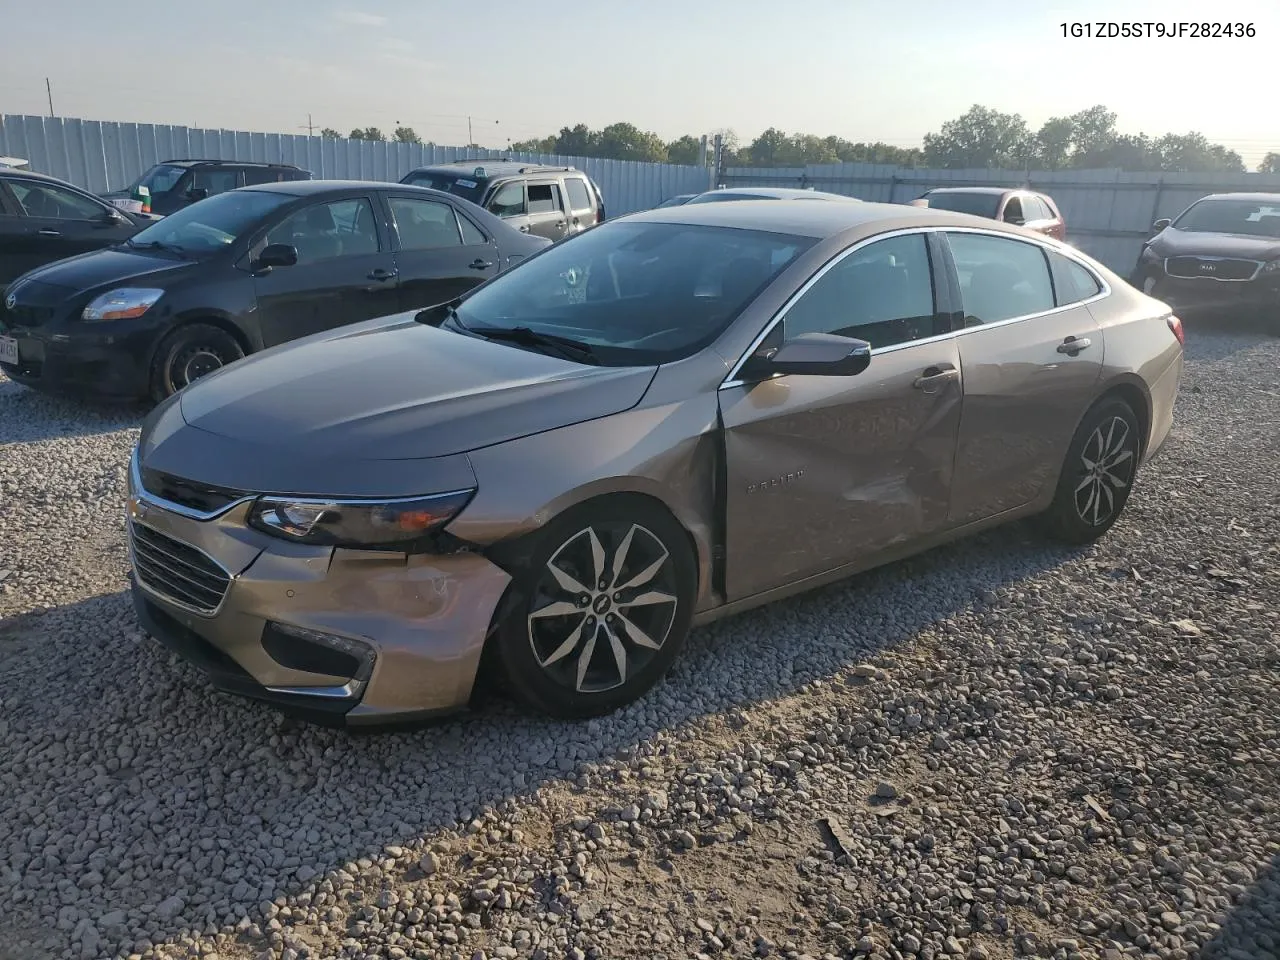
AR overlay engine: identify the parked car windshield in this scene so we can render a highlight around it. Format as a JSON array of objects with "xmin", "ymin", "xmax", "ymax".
[
  {"xmin": 126, "ymin": 189, "xmax": 293, "ymax": 254},
  {"xmin": 1172, "ymin": 199, "xmax": 1280, "ymax": 238},
  {"xmin": 133, "ymin": 163, "xmax": 188, "ymax": 194},
  {"xmin": 452, "ymin": 221, "xmax": 815, "ymax": 365},
  {"xmin": 921, "ymin": 192, "xmax": 1002, "ymax": 218},
  {"xmin": 400, "ymin": 172, "xmax": 487, "ymax": 205}
]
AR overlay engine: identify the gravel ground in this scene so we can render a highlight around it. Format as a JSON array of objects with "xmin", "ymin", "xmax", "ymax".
[{"xmin": 1, "ymin": 326, "xmax": 1278, "ymax": 960}]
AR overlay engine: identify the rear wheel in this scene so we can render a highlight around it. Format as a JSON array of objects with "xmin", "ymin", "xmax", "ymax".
[
  {"xmin": 1038, "ymin": 397, "xmax": 1142, "ymax": 544},
  {"xmin": 149, "ymin": 323, "xmax": 245, "ymax": 402},
  {"xmin": 491, "ymin": 499, "xmax": 696, "ymax": 719}
]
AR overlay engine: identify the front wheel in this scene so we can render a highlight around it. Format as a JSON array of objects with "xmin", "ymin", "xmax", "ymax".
[
  {"xmin": 148, "ymin": 323, "xmax": 245, "ymax": 402},
  {"xmin": 490, "ymin": 499, "xmax": 697, "ymax": 719},
  {"xmin": 1038, "ymin": 397, "xmax": 1142, "ymax": 544}
]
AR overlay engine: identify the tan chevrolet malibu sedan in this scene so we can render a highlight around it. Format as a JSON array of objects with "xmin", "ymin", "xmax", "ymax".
[{"xmin": 125, "ymin": 199, "xmax": 1185, "ymax": 726}]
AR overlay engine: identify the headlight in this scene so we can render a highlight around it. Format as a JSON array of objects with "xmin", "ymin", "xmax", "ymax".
[
  {"xmin": 247, "ymin": 490, "xmax": 475, "ymax": 550},
  {"xmin": 1263, "ymin": 260, "xmax": 1280, "ymax": 274},
  {"xmin": 1140, "ymin": 246, "xmax": 1160, "ymax": 262},
  {"xmin": 81, "ymin": 287, "xmax": 165, "ymax": 321}
]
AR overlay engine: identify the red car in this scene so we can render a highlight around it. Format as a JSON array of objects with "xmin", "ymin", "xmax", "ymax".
[{"xmin": 917, "ymin": 187, "xmax": 1066, "ymax": 241}]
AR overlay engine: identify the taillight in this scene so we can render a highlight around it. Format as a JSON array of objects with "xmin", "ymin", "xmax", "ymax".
[{"xmin": 1167, "ymin": 314, "xmax": 1185, "ymax": 346}]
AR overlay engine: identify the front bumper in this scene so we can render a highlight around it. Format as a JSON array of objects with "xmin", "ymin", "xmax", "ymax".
[
  {"xmin": 1136, "ymin": 266, "xmax": 1280, "ymax": 317},
  {"xmin": 0, "ymin": 312, "xmax": 161, "ymax": 398},
  {"xmin": 125, "ymin": 473, "xmax": 512, "ymax": 726}
]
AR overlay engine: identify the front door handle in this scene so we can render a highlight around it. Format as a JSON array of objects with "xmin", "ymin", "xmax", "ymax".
[
  {"xmin": 912, "ymin": 366, "xmax": 959, "ymax": 393},
  {"xmin": 1057, "ymin": 335, "xmax": 1092, "ymax": 355},
  {"xmin": 469, "ymin": 258, "xmax": 494, "ymax": 270},
  {"xmin": 37, "ymin": 229, "xmax": 61, "ymax": 238},
  {"xmin": 366, "ymin": 268, "xmax": 397, "ymax": 282},
  {"xmin": 519, "ymin": 224, "xmax": 530, "ymax": 233}
]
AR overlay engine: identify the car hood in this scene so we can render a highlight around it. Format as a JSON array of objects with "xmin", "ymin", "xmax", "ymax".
[
  {"xmin": 1149, "ymin": 227, "xmax": 1280, "ymax": 261},
  {"xmin": 163, "ymin": 313, "xmax": 656, "ymax": 478},
  {"xmin": 11, "ymin": 246, "xmax": 195, "ymax": 294}
]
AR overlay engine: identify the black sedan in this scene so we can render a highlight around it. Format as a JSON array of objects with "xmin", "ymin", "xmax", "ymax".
[
  {"xmin": 0, "ymin": 167, "xmax": 156, "ymax": 285},
  {"xmin": 0, "ymin": 180, "xmax": 551, "ymax": 401},
  {"xmin": 1130, "ymin": 192, "xmax": 1280, "ymax": 327}
]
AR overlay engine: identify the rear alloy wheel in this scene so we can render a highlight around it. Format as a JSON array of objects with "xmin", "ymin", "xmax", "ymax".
[
  {"xmin": 149, "ymin": 323, "xmax": 245, "ymax": 402},
  {"xmin": 492, "ymin": 501, "xmax": 695, "ymax": 718},
  {"xmin": 1039, "ymin": 397, "xmax": 1142, "ymax": 544}
]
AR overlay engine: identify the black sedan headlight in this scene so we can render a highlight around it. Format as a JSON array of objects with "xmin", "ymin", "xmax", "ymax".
[
  {"xmin": 247, "ymin": 490, "xmax": 475, "ymax": 551},
  {"xmin": 1139, "ymin": 245, "xmax": 1161, "ymax": 264}
]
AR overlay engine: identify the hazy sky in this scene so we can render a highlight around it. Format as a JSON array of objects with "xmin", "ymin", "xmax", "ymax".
[{"xmin": 2, "ymin": 0, "xmax": 1277, "ymax": 166}]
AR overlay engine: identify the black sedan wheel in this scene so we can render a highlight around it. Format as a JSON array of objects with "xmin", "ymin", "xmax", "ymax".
[{"xmin": 149, "ymin": 323, "xmax": 245, "ymax": 402}]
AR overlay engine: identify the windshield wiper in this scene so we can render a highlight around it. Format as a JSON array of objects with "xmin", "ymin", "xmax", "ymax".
[
  {"xmin": 469, "ymin": 325, "xmax": 598, "ymax": 363},
  {"xmin": 128, "ymin": 239, "xmax": 188, "ymax": 257}
]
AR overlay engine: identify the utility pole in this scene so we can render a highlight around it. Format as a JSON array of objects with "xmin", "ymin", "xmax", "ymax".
[
  {"xmin": 712, "ymin": 133, "xmax": 723, "ymax": 190},
  {"xmin": 307, "ymin": 113, "xmax": 314, "ymax": 137},
  {"xmin": 45, "ymin": 78, "xmax": 54, "ymax": 118},
  {"xmin": 468, "ymin": 116, "xmax": 474, "ymax": 145}
]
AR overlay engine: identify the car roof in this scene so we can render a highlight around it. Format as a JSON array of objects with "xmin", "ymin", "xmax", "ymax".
[
  {"xmin": 628, "ymin": 197, "xmax": 1035, "ymax": 238},
  {"xmin": 1193, "ymin": 192, "xmax": 1280, "ymax": 203},
  {"xmin": 405, "ymin": 160, "xmax": 579, "ymax": 178},
  {"xmin": 236, "ymin": 180, "xmax": 466, "ymax": 198},
  {"xmin": 156, "ymin": 159, "xmax": 303, "ymax": 169},
  {"xmin": 0, "ymin": 167, "xmax": 86, "ymax": 188},
  {"xmin": 693, "ymin": 187, "xmax": 859, "ymax": 201},
  {"xmin": 924, "ymin": 186, "xmax": 1020, "ymax": 196}
]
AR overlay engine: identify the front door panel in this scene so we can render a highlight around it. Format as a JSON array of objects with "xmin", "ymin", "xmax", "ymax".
[{"xmin": 720, "ymin": 337, "xmax": 963, "ymax": 602}]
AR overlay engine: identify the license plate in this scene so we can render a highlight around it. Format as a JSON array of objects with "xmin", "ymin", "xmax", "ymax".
[{"xmin": 0, "ymin": 336, "xmax": 18, "ymax": 365}]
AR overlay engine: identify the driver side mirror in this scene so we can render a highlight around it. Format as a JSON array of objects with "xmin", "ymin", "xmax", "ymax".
[
  {"xmin": 1152, "ymin": 218, "xmax": 1172, "ymax": 232},
  {"xmin": 742, "ymin": 332, "xmax": 871, "ymax": 380},
  {"xmin": 254, "ymin": 243, "xmax": 298, "ymax": 271},
  {"xmin": 185, "ymin": 187, "xmax": 209, "ymax": 202}
]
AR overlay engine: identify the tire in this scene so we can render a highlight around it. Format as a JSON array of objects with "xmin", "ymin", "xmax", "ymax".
[
  {"xmin": 490, "ymin": 498, "xmax": 696, "ymax": 719},
  {"xmin": 1038, "ymin": 397, "xmax": 1142, "ymax": 545},
  {"xmin": 148, "ymin": 323, "xmax": 245, "ymax": 403}
]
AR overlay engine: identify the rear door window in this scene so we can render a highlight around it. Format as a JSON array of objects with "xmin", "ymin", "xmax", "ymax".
[
  {"xmin": 528, "ymin": 183, "xmax": 563, "ymax": 215},
  {"xmin": 242, "ymin": 168, "xmax": 283, "ymax": 186},
  {"xmin": 1024, "ymin": 196, "xmax": 1052, "ymax": 221},
  {"xmin": 946, "ymin": 232, "xmax": 1055, "ymax": 325}
]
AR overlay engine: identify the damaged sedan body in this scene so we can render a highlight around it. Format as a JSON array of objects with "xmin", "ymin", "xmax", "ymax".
[{"xmin": 126, "ymin": 199, "xmax": 1184, "ymax": 725}]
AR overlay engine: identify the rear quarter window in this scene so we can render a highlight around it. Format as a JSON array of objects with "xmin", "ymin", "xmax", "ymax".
[{"xmin": 564, "ymin": 177, "xmax": 593, "ymax": 211}]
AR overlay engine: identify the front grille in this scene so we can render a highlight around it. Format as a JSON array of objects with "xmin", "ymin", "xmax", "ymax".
[
  {"xmin": 129, "ymin": 522, "xmax": 231, "ymax": 614},
  {"xmin": 0, "ymin": 303, "xmax": 54, "ymax": 329},
  {"xmin": 139, "ymin": 466, "xmax": 247, "ymax": 515},
  {"xmin": 1165, "ymin": 257, "xmax": 1259, "ymax": 281}
]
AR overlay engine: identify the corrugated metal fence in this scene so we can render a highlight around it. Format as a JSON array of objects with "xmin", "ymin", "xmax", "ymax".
[
  {"xmin": 723, "ymin": 163, "xmax": 1280, "ymax": 274},
  {"xmin": 7, "ymin": 114, "xmax": 1280, "ymax": 276},
  {"xmin": 0, "ymin": 114, "xmax": 712, "ymax": 218}
]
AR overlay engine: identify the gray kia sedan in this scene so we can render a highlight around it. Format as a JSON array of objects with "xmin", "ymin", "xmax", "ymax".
[{"xmin": 126, "ymin": 200, "xmax": 1184, "ymax": 726}]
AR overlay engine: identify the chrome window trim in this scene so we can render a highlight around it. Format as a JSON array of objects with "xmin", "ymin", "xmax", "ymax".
[
  {"xmin": 1161, "ymin": 256, "xmax": 1263, "ymax": 282},
  {"xmin": 720, "ymin": 225, "xmax": 1111, "ymax": 390},
  {"xmin": 127, "ymin": 518, "xmax": 235, "ymax": 619}
]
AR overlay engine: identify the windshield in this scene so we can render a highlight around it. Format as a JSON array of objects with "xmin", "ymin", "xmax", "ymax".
[
  {"xmin": 400, "ymin": 172, "xmax": 486, "ymax": 205},
  {"xmin": 134, "ymin": 164, "xmax": 187, "ymax": 194},
  {"xmin": 128, "ymin": 189, "xmax": 293, "ymax": 254},
  {"xmin": 1172, "ymin": 199, "xmax": 1280, "ymax": 238},
  {"xmin": 685, "ymin": 192, "xmax": 779, "ymax": 204},
  {"xmin": 656, "ymin": 195, "xmax": 693, "ymax": 208},
  {"xmin": 452, "ymin": 221, "xmax": 814, "ymax": 365},
  {"xmin": 921, "ymin": 192, "xmax": 1001, "ymax": 218}
]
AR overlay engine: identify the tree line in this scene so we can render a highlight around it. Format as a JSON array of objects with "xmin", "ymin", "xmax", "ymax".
[{"xmin": 318, "ymin": 106, "xmax": 1279, "ymax": 174}]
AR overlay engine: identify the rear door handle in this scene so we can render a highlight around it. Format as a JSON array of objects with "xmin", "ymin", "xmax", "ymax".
[
  {"xmin": 1057, "ymin": 336, "xmax": 1092, "ymax": 355},
  {"xmin": 469, "ymin": 258, "xmax": 494, "ymax": 270},
  {"xmin": 913, "ymin": 366, "xmax": 959, "ymax": 393},
  {"xmin": 366, "ymin": 268, "xmax": 397, "ymax": 282},
  {"xmin": 37, "ymin": 229, "xmax": 61, "ymax": 238}
]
